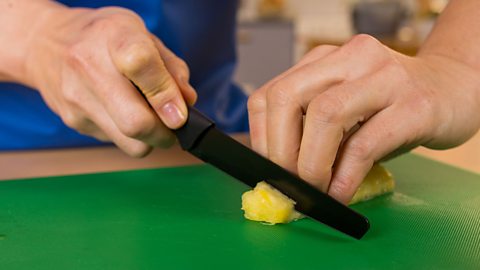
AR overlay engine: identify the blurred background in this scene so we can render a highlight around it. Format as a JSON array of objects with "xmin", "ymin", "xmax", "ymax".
[
  {"xmin": 234, "ymin": 0, "xmax": 480, "ymax": 174},
  {"xmin": 235, "ymin": 0, "xmax": 447, "ymax": 89}
]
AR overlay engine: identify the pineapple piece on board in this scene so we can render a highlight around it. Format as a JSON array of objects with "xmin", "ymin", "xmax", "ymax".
[{"xmin": 241, "ymin": 164, "xmax": 394, "ymax": 224}]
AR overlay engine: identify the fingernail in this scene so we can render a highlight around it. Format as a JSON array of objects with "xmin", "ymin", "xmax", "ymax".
[{"xmin": 161, "ymin": 102, "xmax": 185, "ymax": 128}]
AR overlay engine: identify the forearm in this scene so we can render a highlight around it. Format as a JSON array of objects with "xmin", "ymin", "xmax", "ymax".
[
  {"xmin": 415, "ymin": 0, "xmax": 480, "ymax": 147},
  {"xmin": 419, "ymin": 0, "xmax": 480, "ymax": 71},
  {"xmin": 0, "ymin": 0, "xmax": 64, "ymax": 85}
]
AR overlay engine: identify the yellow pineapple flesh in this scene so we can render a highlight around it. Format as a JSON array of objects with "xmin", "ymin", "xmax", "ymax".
[
  {"xmin": 241, "ymin": 164, "xmax": 394, "ymax": 224},
  {"xmin": 241, "ymin": 181, "xmax": 303, "ymax": 224},
  {"xmin": 349, "ymin": 164, "xmax": 395, "ymax": 204}
]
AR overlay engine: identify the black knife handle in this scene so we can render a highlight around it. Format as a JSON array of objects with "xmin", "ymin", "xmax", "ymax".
[{"xmin": 174, "ymin": 106, "xmax": 215, "ymax": 150}]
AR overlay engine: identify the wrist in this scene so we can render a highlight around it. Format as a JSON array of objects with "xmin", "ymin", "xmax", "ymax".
[
  {"xmin": 0, "ymin": 0, "xmax": 66, "ymax": 86},
  {"xmin": 418, "ymin": 52, "xmax": 480, "ymax": 108},
  {"xmin": 415, "ymin": 53, "xmax": 480, "ymax": 148}
]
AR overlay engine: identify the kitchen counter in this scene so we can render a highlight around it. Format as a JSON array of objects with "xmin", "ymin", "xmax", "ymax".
[{"xmin": 1, "ymin": 133, "xmax": 478, "ymax": 181}]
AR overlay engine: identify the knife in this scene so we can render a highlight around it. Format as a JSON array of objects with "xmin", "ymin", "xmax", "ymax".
[{"xmin": 174, "ymin": 106, "xmax": 370, "ymax": 239}]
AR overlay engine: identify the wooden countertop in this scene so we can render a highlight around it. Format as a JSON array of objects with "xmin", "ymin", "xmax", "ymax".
[
  {"xmin": 413, "ymin": 131, "xmax": 480, "ymax": 174},
  {"xmin": 0, "ymin": 135, "xmax": 249, "ymax": 181},
  {"xmin": 0, "ymin": 133, "xmax": 478, "ymax": 181}
]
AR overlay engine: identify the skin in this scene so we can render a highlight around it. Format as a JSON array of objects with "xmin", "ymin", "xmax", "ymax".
[
  {"xmin": 0, "ymin": 0, "xmax": 196, "ymax": 157},
  {"xmin": 1, "ymin": 0, "xmax": 479, "ymax": 203},
  {"xmin": 248, "ymin": 0, "xmax": 480, "ymax": 204}
]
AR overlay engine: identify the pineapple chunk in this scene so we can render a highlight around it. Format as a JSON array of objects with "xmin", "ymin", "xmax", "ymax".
[
  {"xmin": 241, "ymin": 164, "xmax": 394, "ymax": 224},
  {"xmin": 349, "ymin": 164, "xmax": 395, "ymax": 204},
  {"xmin": 241, "ymin": 181, "xmax": 303, "ymax": 224}
]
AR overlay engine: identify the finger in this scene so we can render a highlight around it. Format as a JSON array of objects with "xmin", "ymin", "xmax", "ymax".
[
  {"xmin": 151, "ymin": 35, "xmax": 197, "ymax": 106},
  {"xmin": 264, "ymin": 55, "xmax": 348, "ymax": 172},
  {"xmin": 109, "ymin": 33, "xmax": 187, "ymax": 129},
  {"xmin": 261, "ymin": 45, "xmax": 340, "ymax": 91},
  {"xmin": 72, "ymin": 118, "xmax": 110, "ymax": 142},
  {"xmin": 87, "ymin": 98, "xmax": 155, "ymax": 158},
  {"xmin": 297, "ymin": 76, "xmax": 391, "ymax": 192},
  {"xmin": 60, "ymin": 108, "xmax": 111, "ymax": 142},
  {"xmin": 62, "ymin": 85, "xmax": 154, "ymax": 157},
  {"xmin": 277, "ymin": 45, "xmax": 340, "ymax": 84},
  {"xmin": 81, "ymin": 49, "xmax": 177, "ymax": 147},
  {"xmin": 248, "ymin": 45, "xmax": 338, "ymax": 158},
  {"xmin": 328, "ymin": 104, "xmax": 424, "ymax": 204},
  {"xmin": 263, "ymin": 39, "xmax": 394, "ymax": 182},
  {"xmin": 89, "ymin": 129, "xmax": 110, "ymax": 142},
  {"xmin": 247, "ymin": 90, "xmax": 269, "ymax": 157}
]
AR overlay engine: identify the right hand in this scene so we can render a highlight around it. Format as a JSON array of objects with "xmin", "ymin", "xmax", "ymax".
[
  {"xmin": 248, "ymin": 34, "xmax": 480, "ymax": 204},
  {"xmin": 24, "ymin": 4, "xmax": 196, "ymax": 157}
]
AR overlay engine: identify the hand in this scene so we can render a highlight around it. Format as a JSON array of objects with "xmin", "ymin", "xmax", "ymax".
[
  {"xmin": 248, "ymin": 34, "xmax": 480, "ymax": 204},
  {"xmin": 25, "ymin": 5, "xmax": 196, "ymax": 157}
]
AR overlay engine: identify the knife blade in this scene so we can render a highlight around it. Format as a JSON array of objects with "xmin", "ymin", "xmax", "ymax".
[{"xmin": 174, "ymin": 106, "xmax": 370, "ymax": 239}]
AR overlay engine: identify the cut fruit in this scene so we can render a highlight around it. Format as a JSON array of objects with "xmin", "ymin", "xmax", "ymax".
[
  {"xmin": 241, "ymin": 181, "xmax": 303, "ymax": 224},
  {"xmin": 349, "ymin": 164, "xmax": 395, "ymax": 205},
  {"xmin": 241, "ymin": 164, "xmax": 394, "ymax": 224}
]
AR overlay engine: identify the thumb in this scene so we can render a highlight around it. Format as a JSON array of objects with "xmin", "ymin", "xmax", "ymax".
[
  {"xmin": 151, "ymin": 35, "xmax": 197, "ymax": 106},
  {"xmin": 109, "ymin": 33, "xmax": 188, "ymax": 129}
]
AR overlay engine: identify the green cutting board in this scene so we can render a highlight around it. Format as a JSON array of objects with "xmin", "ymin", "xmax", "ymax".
[{"xmin": 0, "ymin": 154, "xmax": 479, "ymax": 269}]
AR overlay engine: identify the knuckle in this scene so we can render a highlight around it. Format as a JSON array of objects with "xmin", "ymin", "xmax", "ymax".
[
  {"xmin": 65, "ymin": 43, "xmax": 91, "ymax": 70},
  {"xmin": 96, "ymin": 7, "xmax": 143, "ymax": 26},
  {"xmin": 247, "ymin": 92, "xmax": 266, "ymax": 113},
  {"xmin": 348, "ymin": 34, "xmax": 383, "ymax": 50},
  {"xmin": 345, "ymin": 138, "xmax": 373, "ymax": 162},
  {"xmin": 117, "ymin": 43, "xmax": 154, "ymax": 75},
  {"xmin": 62, "ymin": 111, "xmax": 88, "ymax": 130},
  {"xmin": 267, "ymin": 82, "xmax": 293, "ymax": 107},
  {"xmin": 298, "ymin": 162, "xmax": 330, "ymax": 184},
  {"xmin": 82, "ymin": 10, "xmax": 144, "ymax": 39},
  {"xmin": 329, "ymin": 177, "xmax": 352, "ymax": 199},
  {"xmin": 308, "ymin": 94, "xmax": 346, "ymax": 125},
  {"xmin": 124, "ymin": 142, "xmax": 152, "ymax": 158},
  {"xmin": 85, "ymin": 16, "xmax": 119, "ymax": 33},
  {"xmin": 143, "ymin": 74, "xmax": 176, "ymax": 99},
  {"xmin": 62, "ymin": 87, "xmax": 81, "ymax": 106},
  {"xmin": 118, "ymin": 112, "xmax": 157, "ymax": 139},
  {"xmin": 339, "ymin": 34, "xmax": 392, "ymax": 79}
]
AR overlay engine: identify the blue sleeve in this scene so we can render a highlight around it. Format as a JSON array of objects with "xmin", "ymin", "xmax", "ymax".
[{"xmin": 0, "ymin": 0, "xmax": 247, "ymax": 151}]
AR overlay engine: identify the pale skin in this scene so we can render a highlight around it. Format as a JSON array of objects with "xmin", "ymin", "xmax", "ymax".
[
  {"xmin": 0, "ymin": 0, "xmax": 196, "ymax": 157},
  {"xmin": 248, "ymin": 0, "xmax": 480, "ymax": 204},
  {"xmin": 1, "ymin": 1, "xmax": 479, "ymax": 204}
]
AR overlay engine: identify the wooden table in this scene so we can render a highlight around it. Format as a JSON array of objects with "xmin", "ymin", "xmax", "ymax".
[{"xmin": 1, "ymin": 133, "xmax": 479, "ymax": 181}]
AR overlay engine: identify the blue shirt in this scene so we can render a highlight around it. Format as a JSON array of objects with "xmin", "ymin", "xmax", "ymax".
[{"xmin": 0, "ymin": 0, "xmax": 248, "ymax": 151}]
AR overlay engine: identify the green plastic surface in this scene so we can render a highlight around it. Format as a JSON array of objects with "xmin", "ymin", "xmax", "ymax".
[{"xmin": 0, "ymin": 154, "xmax": 479, "ymax": 269}]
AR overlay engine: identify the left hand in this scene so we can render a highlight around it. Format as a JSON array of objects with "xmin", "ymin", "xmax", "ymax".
[{"xmin": 248, "ymin": 34, "xmax": 480, "ymax": 204}]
